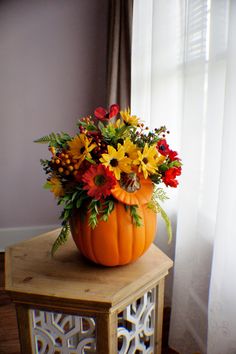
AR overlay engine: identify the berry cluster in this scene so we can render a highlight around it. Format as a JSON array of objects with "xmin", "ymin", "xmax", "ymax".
[{"xmin": 49, "ymin": 148, "xmax": 79, "ymax": 178}]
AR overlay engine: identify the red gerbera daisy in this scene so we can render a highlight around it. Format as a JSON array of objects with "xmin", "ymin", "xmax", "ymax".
[{"xmin": 82, "ymin": 164, "xmax": 116, "ymax": 200}]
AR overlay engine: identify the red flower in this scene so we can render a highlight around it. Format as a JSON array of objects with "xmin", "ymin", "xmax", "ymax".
[
  {"xmin": 162, "ymin": 167, "xmax": 181, "ymax": 187},
  {"xmin": 157, "ymin": 139, "xmax": 170, "ymax": 156},
  {"xmin": 94, "ymin": 104, "xmax": 119, "ymax": 120},
  {"xmin": 82, "ymin": 164, "xmax": 116, "ymax": 200},
  {"xmin": 74, "ymin": 160, "xmax": 91, "ymax": 182},
  {"xmin": 168, "ymin": 150, "xmax": 180, "ymax": 161}
]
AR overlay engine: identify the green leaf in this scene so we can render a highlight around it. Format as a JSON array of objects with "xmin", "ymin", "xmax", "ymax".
[
  {"xmin": 43, "ymin": 181, "xmax": 52, "ymax": 189},
  {"xmin": 129, "ymin": 205, "xmax": 143, "ymax": 227},
  {"xmin": 98, "ymin": 121, "xmax": 105, "ymax": 131},
  {"xmin": 108, "ymin": 200, "xmax": 114, "ymax": 213},
  {"xmin": 85, "ymin": 156, "xmax": 96, "ymax": 164},
  {"xmin": 34, "ymin": 132, "xmax": 72, "ymax": 148},
  {"xmin": 156, "ymin": 202, "xmax": 172, "ymax": 244},
  {"xmin": 51, "ymin": 223, "xmax": 70, "ymax": 256},
  {"xmin": 34, "ymin": 135, "xmax": 52, "ymax": 144},
  {"xmin": 76, "ymin": 198, "xmax": 83, "ymax": 208},
  {"xmin": 64, "ymin": 203, "xmax": 73, "ymax": 210},
  {"xmin": 71, "ymin": 191, "xmax": 78, "ymax": 202},
  {"xmin": 88, "ymin": 200, "xmax": 100, "ymax": 228}
]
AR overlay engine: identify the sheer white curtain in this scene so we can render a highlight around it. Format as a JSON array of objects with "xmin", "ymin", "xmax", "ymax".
[{"xmin": 132, "ymin": 1, "xmax": 236, "ymax": 353}]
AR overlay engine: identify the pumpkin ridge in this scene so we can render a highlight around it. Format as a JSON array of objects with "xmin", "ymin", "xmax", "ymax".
[
  {"xmin": 90, "ymin": 227, "xmax": 99, "ymax": 264},
  {"xmin": 131, "ymin": 212, "xmax": 135, "ymax": 260},
  {"xmin": 78, "ymin": 216, "xmax": 86, "ymax": 258},
  {"xmin": 143, "ymin": 206, "xmax": 147, "ymax": 255},
  {"xmin": 138, "ymin": 205, "xmax": 146, "ymax": 257},
  {"xmin": 116, "ymin": 204, "xmax": 120, "ymax": 265}
]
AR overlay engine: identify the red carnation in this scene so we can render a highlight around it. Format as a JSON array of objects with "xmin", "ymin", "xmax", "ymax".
[
  {"xmin": 168, "ymin": 150, "xmax": 180, "ymax": 161},
  {"xmin": 162, "ymin": 167, "xmax": 181, "ymax": 188}
]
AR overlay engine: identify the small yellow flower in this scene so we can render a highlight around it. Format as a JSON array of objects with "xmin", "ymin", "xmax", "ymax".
[
  {"xmin": 68, "ymin": 134, "xmax": 96, "ymax": 167},
  {"xmin": 48, "ymin": 177, "xmax": 64, "ymax": 197},
  {"xmin": 133, "ymin": 144, "xmax": 165, "ymax": 179},
  {"xmin": 111, "ymin": 118, "xmax": 125, "ymax": 129},
  {"xmin": 120, "ymin": 108, "xmax": 140, "ymax": 126},
  {"xmin": 118, "ymin": 138, "xmax": 139, "ymax": 161},
  {"xmin": 100, "ymin": 145, "xmax": 132, "ymax": 180}
]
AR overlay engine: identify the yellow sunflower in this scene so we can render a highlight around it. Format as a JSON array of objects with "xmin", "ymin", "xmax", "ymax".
[
  {"xmin": 120, "ymin": 108, "xmax": 140, "ymax": 126},
  {"xmin": 47, "ymin": 177, "xmax": 64, "ymax": 197},
  {"xmin": 118, "ymin": 138, "xmax": 139, "ymax": 161},
  {"xmin": 100, "ymin": 145, "xmax": 132, "ymax": 180},
  {"xmin": 133, "ymin": 144, "xmax": 165, "ymax": 179},
  {"xmin": 68, "ymin": 134, "xmax": 96, "ymax": 167}
]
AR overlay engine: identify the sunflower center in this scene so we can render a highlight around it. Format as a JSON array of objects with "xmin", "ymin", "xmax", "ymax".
[
  {"xmin": 94, "ymin": 174, "xmax": 106, "ymax": 186},
  {"xmin": 110, "ymin": 158, "xmax": 118, "ymax": 167},
  {"xmin": 125, "ymin": 152, "xmax": 129, "ymax": 157},
  {"xmin": 143, "ymin": 157, "xmax": 148, "ymax": 164},
  {"xmin": 80, "ymin": 147, "xmax": 85, "ymax": 154}
]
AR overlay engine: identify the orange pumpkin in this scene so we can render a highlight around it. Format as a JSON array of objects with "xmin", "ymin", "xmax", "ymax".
[
  {"xmin": 111, "ymin": 174, "xmax": 154, "ymax": 206},
  {"xmin": 70, "ymin": 202, "xmax": 157, "ymax": 266}
]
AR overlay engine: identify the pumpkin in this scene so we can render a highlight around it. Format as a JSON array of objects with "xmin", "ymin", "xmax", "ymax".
[
  {"xmin": 111, "ymin": 173, "xmax": 154, "ymax": 206},
  {"xmin": 70, "ymin": 202, "xmax": 157, "ymax": 266}
]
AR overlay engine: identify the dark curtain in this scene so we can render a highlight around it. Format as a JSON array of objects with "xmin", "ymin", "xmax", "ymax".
[{"xmin": 107, "ymin": 0, "xmax": 133, "ymax": 109}]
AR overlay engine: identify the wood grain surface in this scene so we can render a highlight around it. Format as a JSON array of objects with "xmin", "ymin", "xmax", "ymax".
[
  {"xmin": 1, "ymin": 240, "xmax": 178, "ymax": 354},
  {"xmin": 5, "ymin": 229, "xmax": 173, "ymax": 312}
]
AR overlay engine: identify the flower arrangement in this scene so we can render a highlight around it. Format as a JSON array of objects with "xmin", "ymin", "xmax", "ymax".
[{"xmin": 35, "ymin": 104, "xmax": 182, "ymax": 255}]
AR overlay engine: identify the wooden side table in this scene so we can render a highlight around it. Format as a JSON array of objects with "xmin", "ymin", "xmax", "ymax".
[{"xmin": 5, "ymin": 229, "xmax": 173, "ymax": 354}]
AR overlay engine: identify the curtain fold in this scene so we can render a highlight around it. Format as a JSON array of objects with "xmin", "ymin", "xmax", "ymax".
[
  {"xmin": 107, "ymin": 0, "xmax": 133, "ymax": 109},
  {"xmin": 131, "ymin": 1, "xmax": 236, "ymax": 353}
]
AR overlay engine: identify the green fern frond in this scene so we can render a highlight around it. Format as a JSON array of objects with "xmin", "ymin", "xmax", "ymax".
[
  {"xmin": 51, "ymin": 223, "xmax": 70, "ymax": 256},
  {"xmin": 147, "ymin": 186, "xmax": 172, "ymax": 243},
  {"xmin": 153, "ymin": 187, "xmax": 169, "ymax": 202},
  {"xmin": 154, "ymin": 201, "xmax": 172, "ymax": 244},
  {"xmin": 34, "ymin": 132, "xmax": 72, "ymax": 148},
  {"xmin": 34, "ymin": 135, "xmax": 53, "ymax": 144}
]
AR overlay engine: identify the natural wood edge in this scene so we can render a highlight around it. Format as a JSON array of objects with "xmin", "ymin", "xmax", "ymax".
[
  {"xmin": 5, "ymin": 290, "xmax": 112, "ymax": 314},
  {"xmin": 155, "ymin": 278, "xmax": 165, "ymax": 354},
  {"xmin": 15, "ymin": 304, "xmax": 33, "ymax": 353},
  {"xmin": 4, "ymin": 248, "xmax": 12, "ymax": 290},
  {"xmin": 96, "ymin": 312, "xmax": 117, "ymax": 353},
  {"xmin": 112, "ymin": 270, "xmax": 169, "ymax": 313}
]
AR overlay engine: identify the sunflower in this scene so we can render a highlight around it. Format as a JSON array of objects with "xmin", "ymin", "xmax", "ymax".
[
  {"xmin": 82, "ymin": 164, "xmax": 116, "ymax": 200},
  {"xmin": 120, "ymin": 108, "xmax": 140, "ymax": 126},
  {"xmin": 100, "ymin": 145, "xmax": 132, "ymax": 180},
  {"xmin": 68, "ymin": 134, "xmax": 96, "ymax": 167},
  {"xmin": 119, "ymin": 138, "xmax": 139, "ymax": 161},
  {"xmin": 133, "ymin": 144, "xmax": 165, "ymax": 179},
  {"xmin": 47, "ymin": 176, "xmax": 64, "ymax": 197}
]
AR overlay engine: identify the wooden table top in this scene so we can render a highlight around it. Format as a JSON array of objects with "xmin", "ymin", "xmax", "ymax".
[{"xmin": 5, "ymin": 229, "xmax": 173, "ymax": 312}]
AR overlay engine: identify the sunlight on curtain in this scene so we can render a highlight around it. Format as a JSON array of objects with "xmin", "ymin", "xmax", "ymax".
[
  {"xmin": 132, "ymin": 0, "xmax": 236, "ymax": 353},
  {"xmin": 131, "ymin": 0, "xmax": 153, "ymax": 125}
]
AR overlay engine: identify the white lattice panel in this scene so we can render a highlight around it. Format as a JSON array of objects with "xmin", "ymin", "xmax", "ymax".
[
  {"xmin": 29, "ymin": 309, "xmax": 96, "ymax": 354},
  {"xmin": 117, "ymin": 288, "xmax": 156, "ymax": 354}
]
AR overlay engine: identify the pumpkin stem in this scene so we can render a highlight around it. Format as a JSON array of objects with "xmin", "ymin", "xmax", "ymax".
[{"xmin": 119, "ymin": 172, "xmax": 141, "ymax": 193}]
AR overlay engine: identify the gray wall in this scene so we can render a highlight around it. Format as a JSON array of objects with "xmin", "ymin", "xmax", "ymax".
[{"xmin": 0, "ymin": 0, "xmax": 108, "ymax": 230}]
